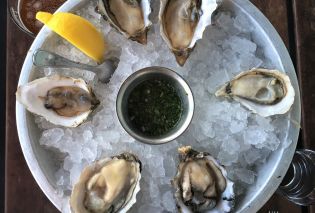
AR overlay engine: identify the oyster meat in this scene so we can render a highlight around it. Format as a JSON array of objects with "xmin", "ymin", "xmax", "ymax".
[
  {"xmin": 70, "ymin": 153, "xmax": 142, "ymax": 213},
  {"xmin": 98, "ymin": 0, "xmax": 152, "ymax": 44},
  {"xmin": 173, "ymin": 146, "xmax": 234, "ymax": 213},
  {"xmin": 16, "ymin": 75, "xmax": 99, "ymax": 127},
  {"xmin": 159, "ymin": 0, "xmax": 219, "ymax": 66},
  {"xmin": 215, "ymin": 68, "xmax": 295, "ymax": 117}
]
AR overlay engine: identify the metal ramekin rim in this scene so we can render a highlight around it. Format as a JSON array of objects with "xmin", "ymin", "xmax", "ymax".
[{"xmin": 116, "ymin": 66, "xmax": 195, "ymax": 145}]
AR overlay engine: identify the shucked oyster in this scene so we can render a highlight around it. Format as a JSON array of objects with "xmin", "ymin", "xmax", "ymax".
[
  {"xmin": 173, "ymin": 146, "xmax": 234, "ymax": 213},
  {"xmin": 98, "ymin": 0, "xmax": 152, "ymax": 44},
  {"xmin": 215, "ymin": 68, "xmax": 295, "ymax": 117},
  {"xmin": 159, "ymin": 0, "xmax": 219, "ymax": 66},
  {"xmin": 70, "ymin": 153, "xmax": 142, "ymax": 213},
  {"xmin": 16, "ymin": 75, "xmax": 99, "ymax": 127}
]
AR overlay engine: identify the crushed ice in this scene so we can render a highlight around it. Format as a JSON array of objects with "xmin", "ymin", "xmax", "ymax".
[{"xmin": 35, "ymin": 0, "xmax": 292, "ymax": 212}]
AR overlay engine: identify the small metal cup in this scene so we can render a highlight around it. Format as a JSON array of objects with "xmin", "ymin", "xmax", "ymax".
[{"xmin": 116, "ymin": 66, "xmax": 194, "ymax": 145}]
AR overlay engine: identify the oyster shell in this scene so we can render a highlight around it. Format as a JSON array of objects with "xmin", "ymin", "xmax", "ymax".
[
  {"xmin": 98, "ymin": 0, "xmax": 152, "ymax": 44},
  {"xmin": 159, "ymin": 0, "xmax": 219, "ymax": 66},
  {"xmin": 173, "ymin": 146, "xmax": 234, "ymax": 213},
  {"xmin": 16, "ymin": 75, "xmax": 99, "ymax": 127},
  {"xmin": 215, "ymin": 68, "xmax": 295, "ymax": 117},
  {"xmin": 70, "ymin": 153, "xmax": 142, "ymax": 213}
]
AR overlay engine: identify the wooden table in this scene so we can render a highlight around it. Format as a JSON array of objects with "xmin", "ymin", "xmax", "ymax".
[{"xmin": 5, "ymin": 0, "xmax": 315, "ymax": 212}]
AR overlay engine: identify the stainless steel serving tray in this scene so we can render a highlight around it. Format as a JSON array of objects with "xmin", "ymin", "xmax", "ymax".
[{"xmin": 16, "ymin": 0, "xmax": 301, "ymax": 212}]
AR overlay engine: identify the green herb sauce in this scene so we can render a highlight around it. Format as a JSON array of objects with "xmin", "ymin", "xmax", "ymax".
[{"xmin": 127, "ymin": 79, "xmax": 183, "ymax": 136}]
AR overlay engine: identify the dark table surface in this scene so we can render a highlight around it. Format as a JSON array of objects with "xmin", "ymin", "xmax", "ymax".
[{"xmin": 4, "ymin": 0, "xmax": 315, "ymax": 212}]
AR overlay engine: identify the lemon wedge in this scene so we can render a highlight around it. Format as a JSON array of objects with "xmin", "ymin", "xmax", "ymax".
[{"xmin": 36, "ymin": 12, "xmax": 105, "ymax": 63}]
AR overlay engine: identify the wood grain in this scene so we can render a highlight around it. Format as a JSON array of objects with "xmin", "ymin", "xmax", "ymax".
[
  {"xmin": 250, "ymin": 0, "xmax": 290, "ymax": 48},
  {"xmin": 293, "ymin": 0, "xmax": 315, "ymax": 152},
  {"xmin": 0, "ymin": 0, "xmax": 7, "ymax": 212}
]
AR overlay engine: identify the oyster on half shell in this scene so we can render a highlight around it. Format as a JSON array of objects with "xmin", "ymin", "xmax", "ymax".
[
  {"xmin": 172, "ymin": 146, "xmax": 234, "ymax": 213},
  {"xmin": 215, "ymin": 68, "xmax": 295, "ymax": 117},
  {"xmin": 16, "ymin": 75, "xmax": 99, "ymax": 127},
  {"xmin": 98, "ymin": 0, "xmax": 152, "ymax": 44},
  {"xmin": 70, "ymin": 153, "xmax": 142, "ymax": 213},
  {"xmin": 159, "ymin": 0, "xmax": 219, "ymax": 66}
]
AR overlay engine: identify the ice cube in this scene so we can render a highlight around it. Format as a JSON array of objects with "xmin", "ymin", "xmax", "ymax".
[
  {"xmin": 243, "ymin": 126, "xmax": 268, "ymax": 146},
  {"xmin": 162, "ymin": 191, "xmax": 176, "ymax": 212},
  {"xmin": 234, "ymin": 168, "xmax": 256, "ymax": 184},
  {"xmin": 218, "ymin": 150, "xmax": 239, "ymax": 166},
  {"xmin": 39, "ymin": 128, "xmax": 64, "ymax": 147}
]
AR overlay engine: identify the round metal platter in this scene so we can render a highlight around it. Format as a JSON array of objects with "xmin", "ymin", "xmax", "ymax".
[{"xmin": 16, "ymin": 0, "xmax": 301, "ymax": 212}]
